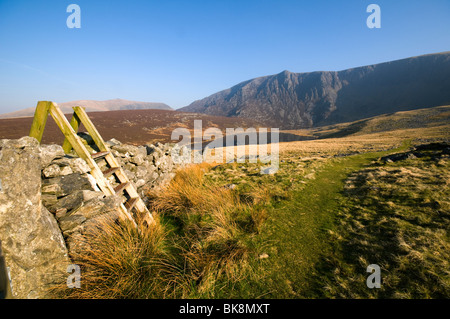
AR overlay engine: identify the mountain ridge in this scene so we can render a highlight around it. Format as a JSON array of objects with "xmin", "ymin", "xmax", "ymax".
[{"xmin": 180, "ymin": 52, "xmax": 450, "ymax": 129}]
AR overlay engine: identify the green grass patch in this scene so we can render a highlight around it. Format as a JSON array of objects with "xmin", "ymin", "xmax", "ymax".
[{"xmin": 319, "ymin": 150, "xmax": 450, "ymax": 298}]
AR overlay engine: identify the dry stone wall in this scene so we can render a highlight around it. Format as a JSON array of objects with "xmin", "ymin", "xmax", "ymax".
[{"xmin": 0, "ymin": 135, "xmax": 188, "ymax": 298}]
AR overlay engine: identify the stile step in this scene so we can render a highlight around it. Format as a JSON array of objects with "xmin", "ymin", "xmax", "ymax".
[
  {"xmin": 102, "ymin": 167, "xmax": 119, "ymax": 177},
  {"xmin": 91, "ymin": 151, "xmax": 110, "ymax": 159},
  {"xmin": 125, "ymin": 197, "xmax": 139, "ymax": 211},
  {"xmin": 114, "ymin": 182, "xmax": 129, "ymax": 194}
]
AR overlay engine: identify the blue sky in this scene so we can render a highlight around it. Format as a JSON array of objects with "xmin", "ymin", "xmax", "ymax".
[{"xmin": 0, "ymin": 0, "xmax": 449, "ymax": 113}]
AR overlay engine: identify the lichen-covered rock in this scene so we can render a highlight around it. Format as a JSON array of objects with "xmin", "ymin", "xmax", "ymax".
[
  {"xmin": 43, "ymin": 163, "xmax": 62, "ymax": 178},
  {"xmin": 111, "ymin": 144, "xmax": 140, "ymax": 157},
  {"xmin": 47, "ymin": 190, "xmax": 104, "ymax": 215},
  {"xmin": 39, "ymin": 144, "xmax": 65, "ymax": 169},
  {"xmin": 0, "ymin": 136, "xmax": 39, "ymax": 149},
  {"xmin": 105, "ymin": 138, "xmax": 122, "ymax": 147},
  {"xmin": 0, "ymin": 138, "xmax": 70, "ymax": 299},
  {"xmin": 69, "ymin": 158, "xmax": 91, "ymax": 174}
]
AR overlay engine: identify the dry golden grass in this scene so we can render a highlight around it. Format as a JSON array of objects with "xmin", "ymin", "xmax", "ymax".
[
  {"xmin": 199, "ymin": 106, "xmax": 450, "ymax": 161},
  {"xmin": 50, "ymin": 215, "xmax": 183, "ymax": 299},
  {"xmin": 147, "ymin": 162, "xmax": 248, "ymax": 219},
  {"xmin": 147, "ymin": 163, "xmax": 272, "ymax": 297},
  {"xmin": 280, "ymin": 105, "xmax": 450, "ymax": 156}
]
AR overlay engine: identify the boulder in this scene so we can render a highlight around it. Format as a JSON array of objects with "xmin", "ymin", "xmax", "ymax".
[
  {"xmin": 49, "ymin": 157, "xmax": 90, "ymax": 174},
  {"xmin": 41, "ymin": 194, "xmax": 58, "ymax": 208},
  {"xmin": 0, "ymin": 136, "xmax": 39, "ymax": 149},
  {"xmin": 112, "ymin": 144, "xmax": 140, "ymax": 157},
  {"xmin": 260, "ymin": 166, "xmax": 278, "ymax": 175},
  {"xmin": 106, "ymin": 138, "xmax": 122, "ymax": 147},
  {"xmin": 129, "ymin": 153, "xmax": 145, "ymax": 165},
  {"xmin": 135, "ymin": 179, "xmax": 146, "ymax": 188},
  {"xmin": 69, "ymin": 158, "xmax": 91, "ymax": 174},
  {"xmin": 136, "ymin": 146, "xmax": 148, "ymax": 157},
  {"xmin": 41, "ymin": 183, "xmax": 62, "ymax": 195},
  {"xmin": 135, "ymin": 165, "xmax": 149, "ymax": 179},
  {"xmin": 380, "ymin": 152, "xmax": 417, "ymax": 163}
]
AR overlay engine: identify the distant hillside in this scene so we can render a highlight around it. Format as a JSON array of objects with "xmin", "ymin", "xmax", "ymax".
[
  {"xmin": 0, "ymin": 99, "xmax": 172, "ymax": 118},
  {"xmin": 311, "ymin": 105, "xmax": 450, "ymax": 139},
  {"xmin": 0, "ymin": 109, "xmax": 264, "ymax": 145},
  {"xmin": 180, "ymin": 52, "xmax": 450, "ymax": 129}
]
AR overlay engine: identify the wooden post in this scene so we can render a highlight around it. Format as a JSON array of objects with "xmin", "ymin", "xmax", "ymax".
[
  {"xmin": 73, "ymin": 106, "xmax": 108, "ymax": 151},
  {"xmin": 62, "ymin": 111, "xmax": 81, "ymax": 153},
  {"xmin": 29, "ymin": 101, "xmax": 51, "ymax": 143}
]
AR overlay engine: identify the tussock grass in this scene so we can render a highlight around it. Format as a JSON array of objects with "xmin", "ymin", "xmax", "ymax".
[
  {"xmin": 147, "ymin": 162, "xmax": 271, "ymax": 297},
  {"xmin": 51, "ymin": 215, "xmax": 185, "ymax": 299},
  {"xmin": 150, "ymin": 163, "xmax": 236, "ymax": 216},
  {"xmin": 53, "ymin": 162, "xmax": 276, "ymax": 299}
]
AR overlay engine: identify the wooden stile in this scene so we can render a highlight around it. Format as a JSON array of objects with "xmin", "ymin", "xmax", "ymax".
[{"xmin": 29, "ymin": 101, "xmax": 154, "ymax": 227}]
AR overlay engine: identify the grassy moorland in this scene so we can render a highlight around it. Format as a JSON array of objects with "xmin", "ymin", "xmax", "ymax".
[
  {"xmin": 53, "ymin": 106, "xmax": 450, "ymax": 299},
  {"xmin": 0, "ymin": 109, "xmax": 264, "ymax": 146}
]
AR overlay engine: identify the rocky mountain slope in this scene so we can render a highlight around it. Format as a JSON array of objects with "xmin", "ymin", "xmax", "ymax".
[
  {"xmin": 181, "ymin": 52, "xmax": 450, "ymax": 129},
  {"xmin": 0, "ymin": 99, "xmax": 172, "ymax": 119}
]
